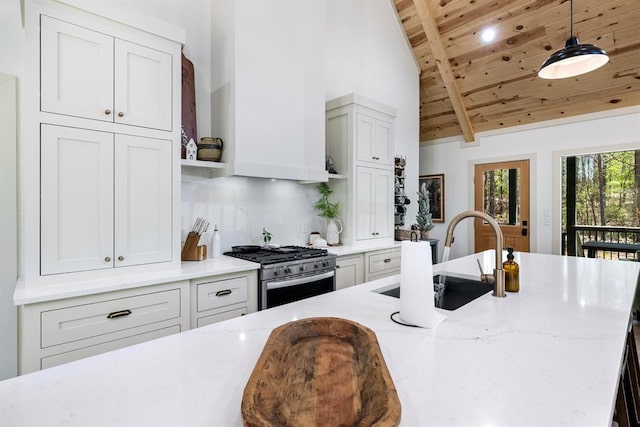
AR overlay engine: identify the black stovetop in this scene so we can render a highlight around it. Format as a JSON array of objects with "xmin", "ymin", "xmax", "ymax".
[{"xmin": 224, "ymin": 245, "xmax": 330, "ymax": 265}]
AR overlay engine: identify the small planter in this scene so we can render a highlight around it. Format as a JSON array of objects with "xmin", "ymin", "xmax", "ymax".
[{"xmin": 420, "ymin": 230, "xmax": 430, "ymax": 240}]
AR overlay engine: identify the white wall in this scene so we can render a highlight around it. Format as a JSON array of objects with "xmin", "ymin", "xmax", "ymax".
[{"xmin": 420, "ymin": 107, "xmax": 640, "ymax": 261}]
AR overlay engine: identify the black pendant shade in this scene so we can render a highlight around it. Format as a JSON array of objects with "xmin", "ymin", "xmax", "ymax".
[{"xmin": 538, "ymin": 1, "xmax": 609, "ymax": 79}]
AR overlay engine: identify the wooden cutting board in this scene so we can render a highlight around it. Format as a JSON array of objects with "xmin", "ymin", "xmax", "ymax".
[
  {"xmin": 241, "ymin": 317, "xmax": 401, "ymax": 427},
  {"xmin": 181, "ymin": 51, "xmax": 197, "ymax": 157}
]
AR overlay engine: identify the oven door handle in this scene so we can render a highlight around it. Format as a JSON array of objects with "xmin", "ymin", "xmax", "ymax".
[{"xmin": 265, "ymin": 270, "xmax": 335, "ymax": 290}]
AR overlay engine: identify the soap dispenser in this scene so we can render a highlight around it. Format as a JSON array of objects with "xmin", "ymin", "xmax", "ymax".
[
  {"xmin": 212, "ymin": 225, "xmax": 221, "ymax": 258},
  {"xmin": 503, "ymin": 246, "xmax": 519, "ymax": 292}
]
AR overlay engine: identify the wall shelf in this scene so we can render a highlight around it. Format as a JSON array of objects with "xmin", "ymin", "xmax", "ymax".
[{"xmin": 181, "ymin": 159, "xmax": 225, "ymax": 169}]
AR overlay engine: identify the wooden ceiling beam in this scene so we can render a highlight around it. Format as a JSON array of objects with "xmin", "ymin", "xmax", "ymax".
[{"xmin": 412, "ymin": 0, "xmax": 475, "ymax": 142}]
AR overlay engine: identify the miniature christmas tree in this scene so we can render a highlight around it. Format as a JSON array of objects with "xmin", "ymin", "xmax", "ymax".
[{"xmin": 416, "ymin": 183, "xmax": 434, "ymax": 234}]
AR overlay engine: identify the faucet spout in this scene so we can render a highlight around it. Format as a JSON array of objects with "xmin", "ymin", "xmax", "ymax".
[{"xmin": 444, "ymin": 210, "xmax": 506, "ymax": 298}]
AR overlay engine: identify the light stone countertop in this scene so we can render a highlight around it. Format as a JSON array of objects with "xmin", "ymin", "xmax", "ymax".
[
  {"xmin": 2, "ymin": 251, "xmax": 639, "ymax": 426},
  {"xmin": 13, "ymin": 256, "xmax": 260, "ymax": 305}
]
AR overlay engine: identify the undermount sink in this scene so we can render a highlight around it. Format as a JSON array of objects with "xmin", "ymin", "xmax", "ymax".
[{"xmin": 378, "ymin": 274, "xmax": 493, "ymax": 311}]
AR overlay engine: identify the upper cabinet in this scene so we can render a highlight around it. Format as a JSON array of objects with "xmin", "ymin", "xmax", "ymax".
[
  {"xmin": 326, "ymin": 94, "xmax": 397, "ymax": 246},
  {"xmin": 209, "ymin": 0, "xmax": 327, "ymax": 182},
  {"xmin": 355, "ymin": 113, "xmax": 394, "ymax": 167},
  {"xmin": 40, "ymin": 15, "xmax": 173, "ymax": 131}
]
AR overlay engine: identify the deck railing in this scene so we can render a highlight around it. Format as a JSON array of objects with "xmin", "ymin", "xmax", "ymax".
[{"xmin": 563, "ymin": 226, "xmax": 640, "ymax": 260}]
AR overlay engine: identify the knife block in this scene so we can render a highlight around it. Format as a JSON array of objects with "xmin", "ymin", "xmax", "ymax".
[{"xmin": 182, "ymin": 232, "xmax": 207, "ymax": 261}]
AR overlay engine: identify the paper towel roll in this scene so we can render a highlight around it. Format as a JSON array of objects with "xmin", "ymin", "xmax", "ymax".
[{"xmin": 399, "ymin": 241, "xmax": 446, "ymax": 328}]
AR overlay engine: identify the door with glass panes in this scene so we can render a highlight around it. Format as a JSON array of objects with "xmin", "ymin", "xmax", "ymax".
[{"xmin": 474, "ymin": 160, "xmax": 530, "ymax": 252}]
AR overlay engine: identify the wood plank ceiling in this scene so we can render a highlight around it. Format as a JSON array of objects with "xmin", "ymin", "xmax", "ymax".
[{"xmin": 393, "ymin": 0, "xmax": 640, "ymax": 142}]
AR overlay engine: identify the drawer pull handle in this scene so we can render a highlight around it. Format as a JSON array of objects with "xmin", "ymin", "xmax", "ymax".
[
  {"xmin": 105, "ymin": 256, "xmax": 111, "ymax": 262},
  {"xmin": 104, "ymin": 109, "xmax": 111, "ymax": 115},
  {"xmin": 107, "ymin": 309, "xmax": 132, "ymax": 319},
  {"xmin": 118, "ymin": 111, "xmax": 124, "ymax": 117},
  {"xmin": 384, "ymin": 258, "xmax": 391, "ymax": 263},
  {"xmin": 215, "ymin": 289, "xmax": 232, "ymax": 297}
]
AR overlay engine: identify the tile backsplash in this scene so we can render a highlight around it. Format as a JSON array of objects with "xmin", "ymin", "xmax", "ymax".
[{"xmin": 181, "ymin": 175, "xmax": 327, "ymax": 253}]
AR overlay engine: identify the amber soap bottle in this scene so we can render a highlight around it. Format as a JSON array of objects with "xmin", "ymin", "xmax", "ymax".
[{"xmin": 503, "ymin": 246, "xmax": 520, "ymax": 292}]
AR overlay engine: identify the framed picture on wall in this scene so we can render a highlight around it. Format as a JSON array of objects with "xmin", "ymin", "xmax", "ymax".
[{"xmin": 419, "ymin": 174, "xmax": 445, "ymax": 222}]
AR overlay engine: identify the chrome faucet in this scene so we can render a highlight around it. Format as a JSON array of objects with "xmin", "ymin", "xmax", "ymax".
[{"xmin": 444, "ymin": 210, "xmax": 506, "ymax": 298}]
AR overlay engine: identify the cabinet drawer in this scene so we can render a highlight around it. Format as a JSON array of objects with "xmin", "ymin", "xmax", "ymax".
[
  {"xmin": 196, "ymin": 307, "xmax": 247, "ymax": 328},
  {"xmin": 368, "ymin": 249, "xmax": 401, "ymax": 275},
  {"xmin": 41, "ymin": 289, "xmax": 182, "ymax": 348},
  {"xmin": 197, "ymin": 276, "xmax": 248, "ymax": 312},
  {"xmin": 41, "ymin": 325, "xmax": 181, "ymax": 370}
]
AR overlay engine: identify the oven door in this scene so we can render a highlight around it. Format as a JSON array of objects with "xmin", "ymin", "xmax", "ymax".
[{"xmin": 262, "ymin": 270, "xmax": 335, "ymax": 310}]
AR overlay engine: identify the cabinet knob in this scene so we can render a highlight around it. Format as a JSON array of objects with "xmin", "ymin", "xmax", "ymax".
[
  {"xmin": 105, "ymin": 256, "xmax": 111, "ymax": 262},
  {"xmin": 117, "ymin": 112, "xmax": 124, "ymax": 117},
  {"xmin": 104, "ymin": 109, "xmax": 111, "ymax": 115},
  {"xmin": 118, "ymin": 256, "xmax": 124, "ymax": 261}
]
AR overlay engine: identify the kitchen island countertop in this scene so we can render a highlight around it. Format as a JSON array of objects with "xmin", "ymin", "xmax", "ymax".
[{"xmin": 2, "ymin": 251, "xmax": 639, "ymax": 426}]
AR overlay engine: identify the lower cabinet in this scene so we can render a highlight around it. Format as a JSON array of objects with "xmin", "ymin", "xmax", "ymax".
[
  {"xmin": 190, "ymin": 271, "xmax": 258, "ymax": 329},
  {"xmin": 365, "ymin": 247, "xmax": 401, "ymax": 282},
  {"xmin": 19, "ymin": 280, "xmax": 190, "ymax": 374},
  {"xmin": 19, "ymin": 270, "xmax": 260, "ymax": 374},
  {"xmin": 335, "ymin": 254, "xmax": 364, "ymax": 290}
]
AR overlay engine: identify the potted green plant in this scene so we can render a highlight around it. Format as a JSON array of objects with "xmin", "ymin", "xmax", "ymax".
[
  {"xmin": 313, "ymin": 183, "xmax": 342, "ymax": 245},
  {"xmin": 416, "ymin": 183, "xmax": 434, "ymax": 240}
]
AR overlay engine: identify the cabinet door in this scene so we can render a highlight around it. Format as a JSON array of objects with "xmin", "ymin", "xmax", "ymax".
[
  {"xmin": 373, "ymin": 118, "xmax": 393, "ymax": 165},
  {"xmin": 373, "ymin": 168, "xmax": 393, "ymax": 239},
  {"xmin": 356, "ymin": 166, "xmax": 375, "ymax": 240},
  {"xmin": 114, "ymin": 39, "xmax": 172, "ymax": 130},
  {"xmin": 355, "ymin": 113, "xmax": 375, "ymax": 164},
  {"xmin": 40, "ymin": 125, "xmax": 114, "ymax": 275},
  {"xmin": 335, "ymin": 255, "xmax": 364, "ymax": 290},
  {"xmin": 356, "ymin": 113, "xmax": 393, "ymax": 166},
  {"xmin": 114, "ymin": 134, "xmax": 172, "ymax": 266},
  {"xmin": 356, "ymin": 167, "xmax": 393, "ymax": 240},
  {"xmin": 40, "ymin": 16, "xmax": 114, "ymax": 122}
]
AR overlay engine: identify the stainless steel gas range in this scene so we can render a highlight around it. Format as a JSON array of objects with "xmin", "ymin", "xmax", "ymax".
[{"xmin": 224, "ymin": 246, "xmax": 337, "ymax": 310}]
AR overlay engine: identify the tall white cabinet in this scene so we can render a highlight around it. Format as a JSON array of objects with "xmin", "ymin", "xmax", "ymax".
[
  {"xmin": 18, "ymin": 0, "xmax": 184, "ymax": 374},
  {"xmin": 22, "ymin": 2, "xmax": 182, "ymax": 283},
  {"xmin": 326, "ymin": 94, "xmax": 396, "ymax": 247}
]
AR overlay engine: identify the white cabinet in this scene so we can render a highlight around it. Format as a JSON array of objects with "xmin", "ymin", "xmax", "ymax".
[
  {"xmin": 40, "ymin": 15, "xmax": 172, "ymax": 131},
  {"xmin": 19, "ymin": 280, "xmax": 190, "ymax": 374},
  {"xmin": 365, "ymin": 247, "xmax": 401, "ymax": 282},
  {"xmin": 335, "ymin": 254, "xmax": 364, "ymax": 290},
  {"xmin": 356, "ymin": 166, "xmax": 394, "ymax": 241},
  {"xmin": 326, "ymin": 94, "xmax": 396, "ymax": 246},
  {"xmin": 190, "ymin": 271, "xmax": 258, "ymax": 328},
  {"xmin": 356, "ymin": 113, "xmax": 394, "ymax": 167},
  {"xmin": 40, "ymin": 125, "xmax": 172, "ymax": 275},
  {"xmin": 24, "ymin": 4, "xmax": 182, "ymax": 283}
]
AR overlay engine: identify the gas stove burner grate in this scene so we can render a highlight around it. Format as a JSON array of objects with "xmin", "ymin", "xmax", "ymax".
[{"xmin": 224, "ymin": 245, "xmax": 329, "ymax": 265}]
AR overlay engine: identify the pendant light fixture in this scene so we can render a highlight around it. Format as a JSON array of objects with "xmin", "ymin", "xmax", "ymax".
[{"xmin": 538, "ymin": 0, "xmax": 609, "ymax": 79}]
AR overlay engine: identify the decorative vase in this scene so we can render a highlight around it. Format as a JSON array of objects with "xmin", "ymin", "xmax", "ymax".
[
  {"xmin": 326, "ymin": 219, "xmax": 343, "ymax": 245},
  {"xmin": 420, "ymin": 230, "xmax": 430, "ymax": 240}
]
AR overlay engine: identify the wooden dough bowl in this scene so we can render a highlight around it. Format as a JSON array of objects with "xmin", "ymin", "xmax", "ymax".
[{"xmin": 241, "ymin": 317, "xmax": 401, "ymax": 427}]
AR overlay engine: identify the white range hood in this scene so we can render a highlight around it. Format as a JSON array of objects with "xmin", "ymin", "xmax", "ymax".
[{"xmin": 210, "ymin": 0, "xmax": 327, "ymax": 182}]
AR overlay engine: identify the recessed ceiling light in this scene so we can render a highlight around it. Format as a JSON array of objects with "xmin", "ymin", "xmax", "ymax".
[{"xmin": 481, "ymin": 28, "xmax": 496, "ymax": 43}]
